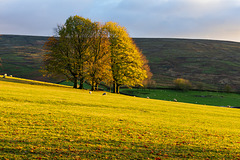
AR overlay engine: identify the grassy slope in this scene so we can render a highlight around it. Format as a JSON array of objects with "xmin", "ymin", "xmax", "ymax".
[
  {"xmin": 0, "ymin": 35, "xmax": 240, "ymax": 91},
  {"xmin": 1, "ymin": 77, "xmax": 240, "ymax": 159},
  {"xmin": 120, "ymin": 88, "xmax": 240, "ymax": 107}
]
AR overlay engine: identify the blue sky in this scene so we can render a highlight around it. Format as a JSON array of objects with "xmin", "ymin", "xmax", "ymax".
[{"xmin": 0, "ymin": 0, "xmax": 240, "ymax": 42}]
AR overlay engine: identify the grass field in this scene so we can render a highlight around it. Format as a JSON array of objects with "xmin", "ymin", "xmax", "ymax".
[
  {"xmin": 1, "ymin": 76, "xmax": 240, "ymax": 159},
  {"xmin": 120, "ymin": 88, "xmax": 240, "ymax": 108}
]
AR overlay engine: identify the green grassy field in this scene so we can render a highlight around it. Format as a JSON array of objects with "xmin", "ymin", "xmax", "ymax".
[
  {"xmin": 1, "ymin": 76, "xmax": 240, "ymax": 159},
  {"xmin": 120, "ymin": 88, "xmax": 240, "ymax": 108}
]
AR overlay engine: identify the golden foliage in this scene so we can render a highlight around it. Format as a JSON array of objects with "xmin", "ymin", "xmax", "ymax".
[
  {"xmin": 104, "ymin": 22, "xmax": 149, "ymax": 92},
  {"xmin": 42, "ymin": 16, "xmax": 152, "ymax": 91},
  {"xmin": 174, "ymin": 78, "xmax": 192, "ymax": 91}
]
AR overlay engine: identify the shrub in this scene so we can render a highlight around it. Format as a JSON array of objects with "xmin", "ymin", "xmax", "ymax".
[
  {"xmin": 224, "ymin": 84, "xmax": 232, "ymax": 93},
  {"xmin": 174, "ymin": 78, "xmax": 192, "ymax": 91}
]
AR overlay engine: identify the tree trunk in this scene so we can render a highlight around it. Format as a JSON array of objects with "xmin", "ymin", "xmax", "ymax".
[
  {"xmin": 79, "ymin": 77, "xmax": 84, "ymax": 89},
  {"xmin": 116, "ymin": 83, "xmax": 120, "ymax": 94},
  {"xmin": 91, "ymin": 79, "xmax": 95, "ymax": 91},
  {"xmin": 109, "ymin": 82, "xmax": 112, "ymax": 93},
  {"xmin": 113, "ymin": 82, "xmax": 117, "ymax": 93},
  {"xmin": 73, "ymin": 76, "xmax": 78, "ymax": 88},
  {"xmin": 96, "ymin": 84, "xmax": 99, "ymax": 90}
]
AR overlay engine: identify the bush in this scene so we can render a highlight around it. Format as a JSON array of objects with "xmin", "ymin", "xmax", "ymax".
[
  {"xmin": 224, "ymin": 84, "xmax": 232, "ymax": 93},
  {"xmin": 174, "ymin": 78, "xmax": 192, "ymax": 91}
]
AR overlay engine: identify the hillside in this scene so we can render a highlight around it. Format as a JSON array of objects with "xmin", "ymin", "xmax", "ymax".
[
  {"xmin": 0, "ymin": 35, "xmax": 50, "ymax": 81},
  {"xmin": 0, "ymin": 35, "xmax": 239, "ymax": 91},
  {"xmin": 134, "ymin": 38, "xmax": 240, "ymax": 91},
  {"xmin": 1, "ymin": 76, "xmax": 240, "ymax": 159}
]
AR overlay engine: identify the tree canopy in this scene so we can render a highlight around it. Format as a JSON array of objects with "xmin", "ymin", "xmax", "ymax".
[
  {"xmin": 43, "ymin": 16, "xmax": 97, "ymax": 88},
  {"xmin": 104, "ymin": 22, "xmax": 148, "ymax": 93},
  {"xmin": 42, "ymin": 15, "xmax": 151, "ymax": 93}
]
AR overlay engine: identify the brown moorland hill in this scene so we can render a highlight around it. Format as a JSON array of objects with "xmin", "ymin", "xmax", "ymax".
[{"xmin": 134, "ymin": 38, "xmax": 240, "ymax": 91}]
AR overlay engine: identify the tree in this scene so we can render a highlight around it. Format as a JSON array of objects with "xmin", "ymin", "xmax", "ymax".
[
  {"xmin": 85, "ymin": 23, "xmax": 112, "ymax": 91},
  {"xmin": 142, "ymin": 54, "xmax": 154, "ymax": 88},
  {"xmin": 43, "ymin": 16, "xmax": 151, "ymax": 92},
  {"xmin": 43, "ymin": 15, "xmax": 97, "ymax": 88},
  {"xmin": 174, "ymin": 78, "xmax": 192, "ymax": 91},
  {"xmin": 104, "ymin": 22, "xmax": 148, "ymax": 93},
  {"xmin": 43, "ymin": 36, "xmax": 79, "ymax": 87},
  {"xmin": 224, "ymin": 84, "xmax": 232, "ymax": 93}
]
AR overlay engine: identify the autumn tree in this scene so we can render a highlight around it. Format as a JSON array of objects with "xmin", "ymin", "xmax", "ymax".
[
  {"xmin": 85, "ymin": 23, "xmax": 112, "ymax": 91},
  {"xmin": 43, "ymin": 16, "xmax": 97, "ymax": 88},
  {"xmin": 174, "ymin": 78, "xmax": 192, "ymax": 91},
  {"xmin": 43, "ymin": 16, "xmax": 151, "ymax": 92},
  {"xmin": 104, "ymin": 22, "xmax": 148, "ymax": 93},
  {"xmin": 43, "ymin": 36, "xmax": 80, "ymax": 88},
  {"xmin": 142, "ymin": 54, "xmax": 155, "ymax": 88}
]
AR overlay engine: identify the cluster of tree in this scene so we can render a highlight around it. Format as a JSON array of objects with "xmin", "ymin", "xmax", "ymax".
[{"xmin": 42, "ymin": 15, "xmax": 151, "ymax": 93}]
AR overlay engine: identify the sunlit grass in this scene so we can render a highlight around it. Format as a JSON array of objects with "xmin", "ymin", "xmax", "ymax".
[
  {"xmin": 0, "ymin": 75, "xmax": 71, "ymax": 87},
  {"xmin": 1, "ymin": 77, "xmax": 240, "ymax": 159}
]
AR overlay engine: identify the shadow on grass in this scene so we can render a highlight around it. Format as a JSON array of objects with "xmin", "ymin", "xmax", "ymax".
[{"xmin": 0, "ymin": 138, "xmax": 237, "ymax": 159}]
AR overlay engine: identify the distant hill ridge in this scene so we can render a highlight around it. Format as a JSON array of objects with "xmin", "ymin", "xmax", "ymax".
[{"xmin": 0, "ymin": 35, "xmax": 239, "ymax": 91}]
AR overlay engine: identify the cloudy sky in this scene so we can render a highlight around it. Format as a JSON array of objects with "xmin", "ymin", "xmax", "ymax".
[{"xmin": 0, "ymin": 0, "xmax": 240, "ymax": 42}]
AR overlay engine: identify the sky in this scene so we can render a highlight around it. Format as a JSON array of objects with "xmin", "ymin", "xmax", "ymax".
[{"xmin": 0, "ymin": 0, "xmax": 240, "ymax": 42}]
